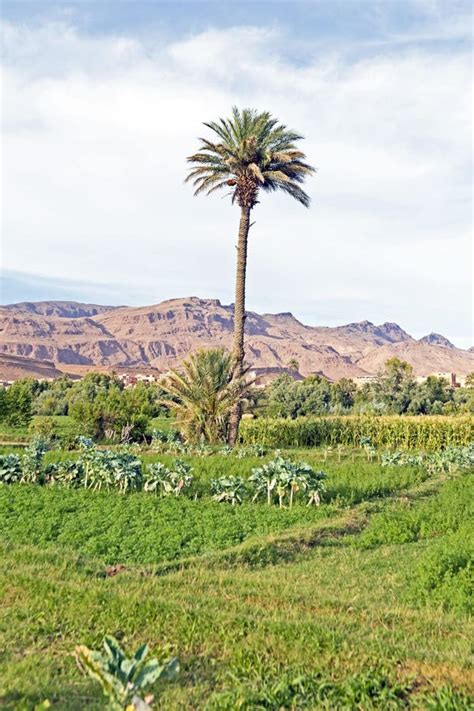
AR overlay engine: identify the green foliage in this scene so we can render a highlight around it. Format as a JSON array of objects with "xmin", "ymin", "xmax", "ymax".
[
  {"xmin": 0, "ymin": 439, "xmax": 48, "ymax": 484},
  {"xmin": 79, "ymin": 444, "xmax": 143, "ymax": 493},
  {"xmin": 211, "ymin": 475, "xmax": 246, "ymax": 505},
  {"xmin": 409, "ymin": 526, "xmax": 473, "ymax": 613},
  {"xmin": 160, "ymin": 349, "xmax": 250, "ymax": 444},
  {"xmin": 75, "ymin": 634, "xmax": 178, "ymax": 710},
  {"xmin": 266, "ymin": 374, "xmax": 334, "ymax": 418},
  {"xmin": 0, "ymin": 381, "xmax": 33, "ymax": 426},
  {"xmin": 28, "ymin": 373, "xmax": 162, "ymax": 441},
  {"xmin": 358, "ymin": 475, "xmax": 473, "ymax": 547},
  {"xmin": 262, "ymin": 360, "xmax": 470, "ymax": 417},
  {"xmin": 241, "ymin": 415, "xmax": 474, "ymax": 450},
  {"xmin": 249, "ymin": 456, "xmax": 326, "ymax": 507},
  {"xmin": 375, "ymin": 357, "xmax": 415, "ymax": 414},
  {"xmin": 381, "ymin": 444, "xmax": 474, "ymax": 473},
  {"xmin": 0, "ymin": 485, "xmax": 333, "ymax": 565},
  {"xmin": 208, "ymin": 669, "xmax": 413, "ymax": 710},
  {"xmin": 0, "ymin": 453, "xmax": 22, "ymax": 483},
  {"xmin": 143, "ymin": 460, "xmax": 193, "ymax": 497},
  {"xmin": 21, "ymin": 438, "xmax": 49, "ymax": 483}
]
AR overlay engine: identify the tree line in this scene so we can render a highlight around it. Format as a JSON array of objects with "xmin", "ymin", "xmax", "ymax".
[
  {"xmin": 0, "ymin": 355, "xmax": 472, "ymax": 444},
  {"xmin": 262, "ymin": 358, "xmax": 474, "ymax": 418}
]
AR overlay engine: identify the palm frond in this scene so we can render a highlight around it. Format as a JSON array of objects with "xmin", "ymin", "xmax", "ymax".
[
  {"xmin": 187, "ymin": 107, "xmax": 315, "ymax": 206},
  {"xmin": 160, "ymin": 349, "xmax": 250, "ymax": 443}
]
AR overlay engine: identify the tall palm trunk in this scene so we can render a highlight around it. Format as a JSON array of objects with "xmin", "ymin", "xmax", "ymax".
[{"xmin": 228, "ymin": 205, "xmax": 251, "ymax": 445}]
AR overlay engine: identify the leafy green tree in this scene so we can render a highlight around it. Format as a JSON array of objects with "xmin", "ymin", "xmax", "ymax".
[
  {"xmin": 160, "ymin": 348, "xmax": 249, "ymax": 444},
  {"xmin": 0, "ymin": 387, "xmax": 7, "ymax": 421},
  {"xmin": 375, "ymin": 358, "xmax": 416, "ymax": 414},
  {"xmin": 2, "ymin": 380, "xmax": 33, "ymax": 426},
  {"xmin": 465, "ymin": 372, "xmax": 474, "ymax": 388},
  {"xmin": 33, "ymin": 375, "xmax": 73, "ymax": 415},
  {"xmin": 453, "ymin": 385, "xmax": 474, "ymax": 414},
  {"xmin": 408, "ymin": 376, "xmax": 453, "ymax": 414},
  {"xmin": 187, "ymin": 107, "xmax": 315, "ymax": 442},
  {"xmin": 266, "ymin": 374, "xmax": 333, "ymax": 418},
  {"xmin": 331, "ymin": 378, "xmax": 356, "ymax": 410}
]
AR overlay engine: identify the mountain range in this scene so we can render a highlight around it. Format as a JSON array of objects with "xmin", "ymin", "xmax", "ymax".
[{"xmin": 0, "ymin": 298, "xmax": 472, "ymax": 381}]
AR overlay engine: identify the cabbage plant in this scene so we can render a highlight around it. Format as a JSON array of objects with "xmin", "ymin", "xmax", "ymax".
[
  {"xmin": 21, "ymin": 438, "xmax": 49, "ymax": 483},
  {"xmin": 144, "ymin": 460, "xmax": 193, "ymax": 497},
  {"xmin": 211, "ymin": 476, "xmax": 246, "ymax": 505},
  {"xmin": 0, "ymin": 454, "xmax": 22, "ymax": 484},
  {"xmin": 249, "ymin": 456, "xmax": 325, "ymax": 508}
]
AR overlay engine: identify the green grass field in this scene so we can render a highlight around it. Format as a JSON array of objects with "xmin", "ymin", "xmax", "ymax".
[{"xmin": 0, "ymin": 449, "xmax": 472, "ymax": 709}]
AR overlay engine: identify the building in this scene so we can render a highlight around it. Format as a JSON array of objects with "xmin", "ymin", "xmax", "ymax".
[
  {"xmin": 248, "ymin": 366, "xmax": 304, "ymax": 388},
  {"xmin": 118, "ymin": 372, "xmax": 157, "ymax": 388},
  {"xmin": 353, "ymin": 375, "xmax": 378, "ymax": 388},
  {"xmin": 416, "ymin": 372, "xmax": 460, "ymax": 388}
]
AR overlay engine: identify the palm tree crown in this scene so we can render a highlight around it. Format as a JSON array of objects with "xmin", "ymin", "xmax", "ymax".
[
  {"xmin": 160, "ymin": 348, "xmax": 250, "ymax": 443},
  {"xmin": 186, "ymin": 107, "xmax": 315, "ymax": 208}
]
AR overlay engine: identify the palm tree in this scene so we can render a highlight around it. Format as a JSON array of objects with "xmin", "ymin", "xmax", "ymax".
[
  {"xmin": 187, "ymin": 107, "xmax": 315, "ymax": 443},
  {"xmin": 160, "ymin": 348, "xmax": 249, "ymax": 444}
]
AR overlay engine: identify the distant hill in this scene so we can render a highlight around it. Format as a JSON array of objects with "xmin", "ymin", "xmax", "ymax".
[
  {"xmin": 0, "ymin": 297, "xmax": 472, "ymax": 380},
  {"xmin": 0, "ymin": 353, "xmax": 72, "ymax": 381},
  {"xmin": 418, "ymin": 333, "xmax": 455, "ymax": 349},
  {"xmin": 5, "ymin": 301, "xmax": 119, "ymax": 319}
]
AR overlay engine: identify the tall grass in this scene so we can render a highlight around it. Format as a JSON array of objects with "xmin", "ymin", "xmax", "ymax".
[{"xmin": 241, "ymin": 415, "xmax": 474, "ymax": 450}]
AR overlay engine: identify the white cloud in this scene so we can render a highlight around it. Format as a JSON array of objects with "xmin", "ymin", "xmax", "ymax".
[{"xmin": 0, "ymin": 18, "xmax": 472, "ymax": 346}]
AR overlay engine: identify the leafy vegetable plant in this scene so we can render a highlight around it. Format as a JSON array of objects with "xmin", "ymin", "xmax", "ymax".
[{"xmin": 75, "ymin": 635, "xmax": 179, "ymax": 710}]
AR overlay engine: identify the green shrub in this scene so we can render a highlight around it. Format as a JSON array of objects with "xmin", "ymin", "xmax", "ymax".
[{"xmin": 241, "ymin": 416, "xmax": 474, "ymax": 451}]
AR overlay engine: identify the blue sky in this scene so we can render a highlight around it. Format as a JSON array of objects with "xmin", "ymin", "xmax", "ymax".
[{"xmin": 1, "ymin": 0, "xmax": 472, "ymax": 345}]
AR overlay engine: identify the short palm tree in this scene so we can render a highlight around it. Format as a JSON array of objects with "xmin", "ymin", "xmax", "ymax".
[
  {"xmin": 187, "ymin": 107, "xmax": 315, "ymax": 443},
  {"xmin": 160, "ymin": 348, "xmax": 249, "ymax": 444}
]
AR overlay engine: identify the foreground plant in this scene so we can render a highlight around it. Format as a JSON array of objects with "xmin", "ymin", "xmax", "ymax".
[
  {"xmin": 75, "ymin": 635, "xmax": 178, "ymax": 710},
  {"xmin": 187, "ymin": 107, "xmax": 315, "ymax": 442}
]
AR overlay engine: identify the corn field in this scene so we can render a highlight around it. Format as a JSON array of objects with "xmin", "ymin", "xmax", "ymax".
[{"xmin": 240, "ymin": 416, "xmax": 474, "ymax": 451}]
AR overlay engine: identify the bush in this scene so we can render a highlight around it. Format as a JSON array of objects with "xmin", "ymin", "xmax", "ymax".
[
  {"xmin": 0, "ymin": 381, "xmax": 33, "ymax": 427},
  {"xmin": 240, "ymin": 416, "xmax": 474, "ymax": 451}
]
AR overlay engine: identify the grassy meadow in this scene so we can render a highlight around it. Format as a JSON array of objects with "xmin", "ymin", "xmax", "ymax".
[{"xmin": 0, "ymin": 438, "xmax": 473, "ymax": 709}]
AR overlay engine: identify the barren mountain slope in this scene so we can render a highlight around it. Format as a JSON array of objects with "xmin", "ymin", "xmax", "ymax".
[
  {"xmin": 300, "ymin": 320, "xmax": 413, "ymax": 358},
  {"xmin": 357, "ymin": 341, "xmax": 474, "ymax": 376},
  {"xmin": 4, "ymin": 301, "xmax": 119, "ymax": 318},
  {"xmin": 0, "ymin": 307, "xmax": 137, "ymax": 366},
  {"xmin": 94, "ymin": 298, "xmax": 367, "ymax": 377},
  {"xmin": 0, "ymin": 298, "xmax": 471, "ymax": 380},
  {"xmin": 418, "ymin": 333, "xmax": 455, "ymax": 349},
  {"xmin": 0, "ymin": 353, "xmax": 70, "ymax": 381}
]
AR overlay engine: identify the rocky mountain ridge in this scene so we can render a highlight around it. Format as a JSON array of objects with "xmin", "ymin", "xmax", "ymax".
[{"xmin": 0, "ymin": 297, "xmax": 472, "ymax": 380}]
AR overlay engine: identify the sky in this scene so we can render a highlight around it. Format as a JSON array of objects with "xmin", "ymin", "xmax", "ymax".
[{"xmin": 1, "ymin": 0, "xmax": 472, "ymax": 347}]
